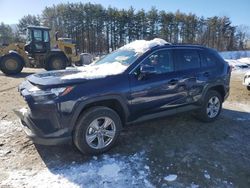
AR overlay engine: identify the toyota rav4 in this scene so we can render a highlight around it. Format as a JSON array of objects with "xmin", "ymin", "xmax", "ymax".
[{"xmin": 15, "ymin": 38, "xmax": 231, "ymax": 155}]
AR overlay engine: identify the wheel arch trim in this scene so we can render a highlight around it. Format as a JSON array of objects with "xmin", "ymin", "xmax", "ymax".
[
  {"xmin": 199, "ymin": 83, "xmax": 227, "ymax": 104},
  {"xmin": 69, "ymin": 95, "xmax": 130, "ymax": 131}
]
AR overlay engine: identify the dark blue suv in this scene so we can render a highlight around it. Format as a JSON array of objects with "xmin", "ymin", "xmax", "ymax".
[{"xmin": 15, "ymin": 39, "xmax": 231, "ymax": 155}]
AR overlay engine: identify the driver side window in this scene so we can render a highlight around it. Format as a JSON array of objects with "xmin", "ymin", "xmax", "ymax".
[{"xmin": 140, "ymin": 50, "xmax": 174, "ymax": 74}]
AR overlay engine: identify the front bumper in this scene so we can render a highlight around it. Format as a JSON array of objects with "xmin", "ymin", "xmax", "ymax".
[{"xmin": 14, "ymin": 107, "xmax": 71, "ymax": 145}]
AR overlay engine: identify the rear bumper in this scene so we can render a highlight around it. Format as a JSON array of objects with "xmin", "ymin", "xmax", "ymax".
[{"xmin": 14, "ymin": 107, "xmax": 71, "ymax": 145}]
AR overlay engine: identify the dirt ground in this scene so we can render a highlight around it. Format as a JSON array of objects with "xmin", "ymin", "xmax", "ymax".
[{"xmin": 0, "ymin": 68, "xmax": 250, "ymax": 187}]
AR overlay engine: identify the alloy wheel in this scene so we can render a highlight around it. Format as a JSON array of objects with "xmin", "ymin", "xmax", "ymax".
[
  {"xmin": 85, "ymin": 117, "xmax": 116, "ymax": 149},
  {"xmin": 206, "ymin": 96, "xmax": 221, "ymax": 118}
]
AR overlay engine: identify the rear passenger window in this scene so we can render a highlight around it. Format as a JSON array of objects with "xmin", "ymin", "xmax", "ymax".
[
  {"xmin": 202, "ymin": 52, "xmax": 217, "ymax": 67},
  {"xmin": 175, "ymin": 49, "xmax": 200, "ymax": 71}
]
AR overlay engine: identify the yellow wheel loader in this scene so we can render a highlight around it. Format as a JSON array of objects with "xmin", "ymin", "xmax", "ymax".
[{"xmin": 0, "ymin": 26, "xmax": 80, "ymax": 75}]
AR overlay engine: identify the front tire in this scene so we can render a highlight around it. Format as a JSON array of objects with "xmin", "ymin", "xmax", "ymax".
[
  {"xmin": 247, "ymin": 86, "xmax": 250, "ymax": 91},
  {"xmin": 0, "ymin": 54, "xmax": 24, "ymax": 75},
  {"xmin": 73, "ymin": 106, "xmax": 122, "ymax": 155},
  {"xmin": 195, "ymin": 90, "xmax": 222, "ymax": 122}
]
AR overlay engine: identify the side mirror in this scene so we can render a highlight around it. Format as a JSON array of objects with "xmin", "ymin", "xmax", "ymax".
[
  {"xmin": 140, "ymin": 65, "xmax": 156, "ymax": 74},
  {"xmin": 137, "ymin": 65, "xmax": 156, "ymax": 80}
]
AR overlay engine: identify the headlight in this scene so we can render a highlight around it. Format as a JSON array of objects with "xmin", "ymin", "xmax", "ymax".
[{"xmin": 28, "ymin": 86, "xmax": 74, "ymax": 101}]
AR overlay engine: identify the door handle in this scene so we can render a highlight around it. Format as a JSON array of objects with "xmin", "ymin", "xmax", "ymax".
[{"xmin": 168, "ymin": 79, "xmax": 179, "ymax": 85}]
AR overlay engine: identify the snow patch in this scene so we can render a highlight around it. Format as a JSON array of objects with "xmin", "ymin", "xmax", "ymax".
[
  {"xmin": 97, "ymin": 163, "xmax": 120, "ymax": 179},
  {"xmin": 190, "ymin": 182, "xmax": 200, "ymax": 188},
  {"xmin": 2, "ymin": 152, "xmax": 154, "ymax": 188},
  {"xmin": 226, "ymin": 58, "xmax": 250, "ymax": 66},
  {"xmin": 144, "ymin": 165, "xmax": 150, "ymax": 170},
  {"xmin": 62, "ymin": 38, "xmax": 169, "ymax": 80},
  {"xmin": 225, "ymin": 58, "xmax": 250, "ymax": 73},
  {"xmin": 220, "ymin": 50, "xmax": 250, "ymax": 73},
  {"xmin": 236, "ymin": 117, "xmax": 250, "ymax": 121},
  {"xmin": 120, "ymin": 38, "xmax": 169, "ymax": 54},
  {"xmin": 164, "ymin": 174, "xmax": 177, "ymax": 182},
  {"xmin": 62, "ymin": 62, "xmax": 128, "ymax": 80},
  {"xmin": 0, "ymin": 120, "xmax": 12, "ymax": 129},
  {"xmin": 220, "ymin": 51, "xmax": 250, "ymax": 60},
  {"xmin": 224, "ymin": 101, "xmax": 250, "ymax": 113},
  {"xmin": 223, "ymin": 101, "xmax": 250, "ymax": 122},
  {"xmin": 204, "ymin": 170, "xmax": 211, "ymax": 179},
  {"xmin": 0, "ymin": 120, "xmax": 21, "ymax": 135},
  {"xmin": 115, "ymin": 56, "xmax": 129, "ymax": 61}
]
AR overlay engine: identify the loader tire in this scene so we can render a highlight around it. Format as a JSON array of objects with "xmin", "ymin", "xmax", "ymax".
[
  {"xmin": 0, "ymin": 54, "xmax": 24, "ymax": 75},
  {"xmin": 45, "ymin": 56, "xmax": 67, "ymax": 71}
]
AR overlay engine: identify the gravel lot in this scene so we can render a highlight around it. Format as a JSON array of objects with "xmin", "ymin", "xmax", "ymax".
[{"xmin": 0, "ymin": 68, "xmax": 250, "ymax": 187}]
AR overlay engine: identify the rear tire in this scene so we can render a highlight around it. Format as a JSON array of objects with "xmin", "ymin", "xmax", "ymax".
[
  {"xmin": 0, "ymin": 54, "xmax": 24, "ymax": 75},
  {"xmin": 247, "ymin": 86, "xmax": 250, "ymax": 91},
  {"xmin": 45, "ymin": 56, "xmax": 67, "ymax": 71},
  {"xmin": 73, "ymin": 106, "xmax": 122, "ymax": 155},
  {"xmin": 195, "ymin": 90, "xmax": 222, "ymax": 122}
]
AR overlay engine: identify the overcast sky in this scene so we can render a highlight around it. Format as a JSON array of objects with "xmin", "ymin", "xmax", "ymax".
[{"xmin": 0, "ymin": 0, "xmax": 249, "ymax": 26}]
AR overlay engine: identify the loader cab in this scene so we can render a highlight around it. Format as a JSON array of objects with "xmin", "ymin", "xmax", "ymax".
[{"xmin": 25, "ymin": 26, "xmax": 51, "ymax": 54}]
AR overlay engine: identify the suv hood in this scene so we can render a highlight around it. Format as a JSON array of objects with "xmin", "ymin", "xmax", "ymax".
[
  {"xmin": 27, "ymin": 62, "xmax": 128, "ymax": 87},
  {"xmin": 26, "ymin": 69, "xmax": 85, "ymax": 87}
]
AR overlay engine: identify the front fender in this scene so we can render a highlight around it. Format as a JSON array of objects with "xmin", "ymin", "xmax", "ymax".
[{"xmin": 69, "ymin": 95, "xmax": 130, "ymax": 131}]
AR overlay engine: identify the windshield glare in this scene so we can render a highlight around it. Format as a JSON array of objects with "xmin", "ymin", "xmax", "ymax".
[{"xmin": 94, "ymin": 50, "xmax": 139, "ymax": 66}]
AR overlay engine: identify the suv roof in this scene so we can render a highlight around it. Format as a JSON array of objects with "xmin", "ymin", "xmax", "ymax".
[
  {"xmin": 152, "ymin": 43, "xmax": 211, "ymax": 50},
  {"xmin": 149, "ymin": 44, "xmax": 220, "ymax": 57}
]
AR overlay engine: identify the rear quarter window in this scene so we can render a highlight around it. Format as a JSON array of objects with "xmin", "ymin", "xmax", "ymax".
[{"xmin": 201, "ymin": 51, "xmax": 220, "ymax": 67}]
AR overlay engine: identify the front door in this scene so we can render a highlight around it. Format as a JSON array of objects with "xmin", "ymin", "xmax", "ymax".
[{"xmin": 129, "ymin": 49, "xmax": 187, "ymax": 118}]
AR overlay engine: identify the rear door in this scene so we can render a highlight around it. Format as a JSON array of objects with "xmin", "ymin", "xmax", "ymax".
[
  {"xmin": 200, "ymin": 50, "xmax": 224, "ymax": 81},
  {"xmin": 173, "ymin": 48, "xmax": 205, "ymax": 104}
]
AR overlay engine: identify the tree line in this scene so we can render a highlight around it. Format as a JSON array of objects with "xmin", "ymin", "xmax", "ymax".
[{"xmin": 1, "ymin": 2, "xmax": 249, "ymax": 53}]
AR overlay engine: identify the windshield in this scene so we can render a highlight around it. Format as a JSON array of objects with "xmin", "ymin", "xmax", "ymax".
[{"xmin": 94, "ymin": 50, "xmax": 139, "ymax": 66}]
